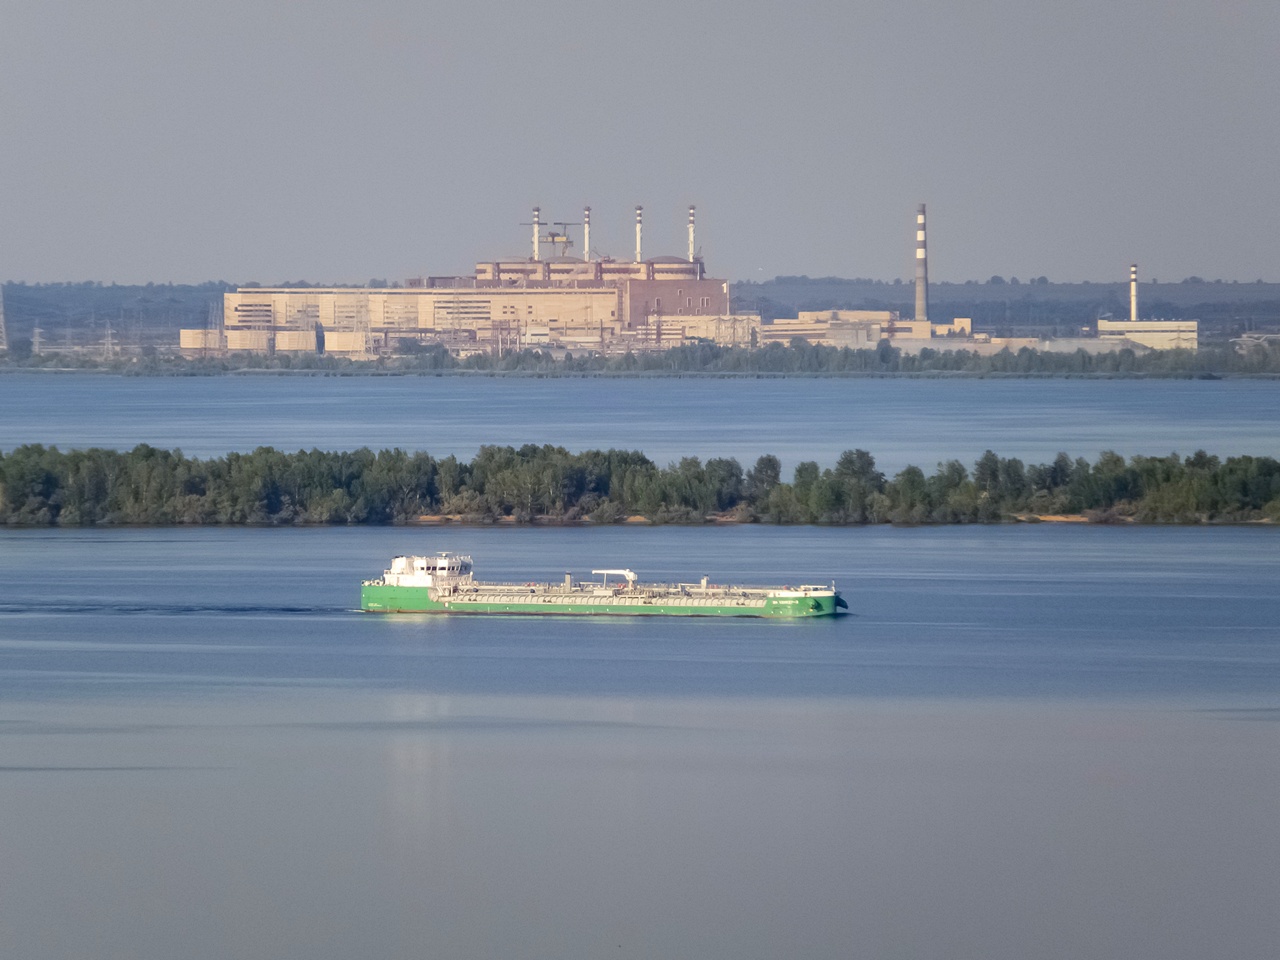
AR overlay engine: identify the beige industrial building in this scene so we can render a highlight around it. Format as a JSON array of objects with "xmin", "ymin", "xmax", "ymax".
[
  {"xmin": 1096, "ymin": 265, "xmax": 1198, "ymax": 350},
  {"xmin": 757, "ymin": 252, "xmax": 1198, "ymax": 357},
  {"xmin": 1097, "ymin": 318, "xmax": 1198, "ymax": 350},
  {"xmin": 181, "ymin": 206, "xmax": 760, "ymax": 358},
  {"xmin": 757, "ymin": 308, "xmax": 1192, "ymax": 357},
  {"xmin": 759, "ymin": 310, "xmax": 971, "ymax": 350}
]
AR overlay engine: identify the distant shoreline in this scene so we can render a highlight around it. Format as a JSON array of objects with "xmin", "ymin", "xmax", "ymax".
[
  {"xmin": 4, "ymin": 337, "xmax": 1279, "ymax": 379},
  {"xmin": 400, "ymin": 512, "xmax": 1273, "ymax": 528},
  {"xmin": 2, "ymin": 365, "xmax": 1278, "ymax": 382}
]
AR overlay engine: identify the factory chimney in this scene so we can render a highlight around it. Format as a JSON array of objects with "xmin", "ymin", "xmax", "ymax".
[
  {"xmin": 583, "ymin": 206, "xmax": 591, "ymax": 261},
  {"xmin": 1130, "ymin": 264, "xmax": 1138, "ymax": 323},
  {"xmin": 914, "ymin": 203, "xmax": 929, "ymax": 324},
  {"xmin": 635, "ymin": 205, "xmax": 644, "ymax": 262},
  {"xmin": 688, "ymin": 205, "xmax": 696, "ymax": 262},
  {"xmin": 531, "ymin": 206, "xmax": 542, "ymax": 261}
]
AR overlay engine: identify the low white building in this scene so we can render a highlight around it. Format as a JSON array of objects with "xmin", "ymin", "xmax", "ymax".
[{"xmin": 1097, "ymin": 318, "xmax": 1199, "ymax": 350}]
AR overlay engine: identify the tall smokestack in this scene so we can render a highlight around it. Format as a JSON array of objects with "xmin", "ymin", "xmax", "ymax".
[
  {"xmin": 1130, "ymin": 264, "xmax": 1138, "ymax": 323},
  {"xmin": 583, "ymin": 206, "xmax": 591, "ymax": 261},
  {"xmin": 635, "ymin": 205, "xmax": 643, "ymax": 262},
  {"xmin": 688, "ymin": 205, "xmax": 696, "ymax": 262},
  {"xmin": 532, "ymin": 206, "xmax": 542, "ymax": 261},
  {"xmin": 914, "ymin": 203, "xmax": 929, "ymax": 324}
]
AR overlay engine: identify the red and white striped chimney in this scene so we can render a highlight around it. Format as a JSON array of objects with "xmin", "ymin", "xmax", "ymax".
[
  {"xmin": 914, "ymin": 204, "xmax": 929, "ymax": 324},
  {"xmin": 1130, "ymin": 264, "xmax": 1138, "ymax": 323}
]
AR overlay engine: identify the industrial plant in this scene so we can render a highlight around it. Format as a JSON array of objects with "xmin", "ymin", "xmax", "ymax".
[
  {"xmin": 1096, "ymin": 264, "xmax": 1199, "ymax": 350},
  {"xmin": 754, "ymin": 205, "xmax": 1199, "ymax": 355},
  {"xmin": 178, "ymin": 203, "xmax": 1199, "ymax": 360},
  {"xmin": 181, "ymin": 206, "xmax": 759, "ymax": 359}
]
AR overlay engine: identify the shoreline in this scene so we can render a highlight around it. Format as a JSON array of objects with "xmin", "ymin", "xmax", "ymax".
[
  {"xmin": 4, "ymin": 514, "xmax": 1271, "ymax": 530},
  {"xmin": 3, "ymin": 365, "xmax": 1279, "ymax": 381}
]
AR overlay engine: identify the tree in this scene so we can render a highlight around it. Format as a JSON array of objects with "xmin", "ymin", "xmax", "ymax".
[
  {"xmin": 745, "ymin": 455, "xmax": 781, "ymax": 503},
  {"xmin": 704, "ymin": 458, "xmax": 744, "ymax": 512},
  {"xmin": 975, "ymin": 450, "xmax": 1000, "ymax": 495},
  {"xmin": 834, "ymin": 449, "xmax": 883, "ymax": 489},
  {"xmin": 792, "ymin": 461, "xmax": 821, "ymax": 503},
  {"xmin": 888, "ymin": 465, "xmax": 930, "ymax": 522}
]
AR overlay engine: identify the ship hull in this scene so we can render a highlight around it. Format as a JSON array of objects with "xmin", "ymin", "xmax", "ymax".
[{"xmin": 360, "ymin": 584, "xmax": 843, "ymax": 618}]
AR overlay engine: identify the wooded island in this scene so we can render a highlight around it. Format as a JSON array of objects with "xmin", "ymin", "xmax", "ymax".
[{"xmin": 2, "ymin": 444, "xmax": 1278, "ymax": 526}]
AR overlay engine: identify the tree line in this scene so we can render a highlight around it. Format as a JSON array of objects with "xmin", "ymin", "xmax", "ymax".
[
  {"xmin": 7, "ymin": 339, "xmax": 1280, "ymax": 376},
  {"xmin": 2, "ymin": 443, "xmax": 1279, "ymax": 526}
]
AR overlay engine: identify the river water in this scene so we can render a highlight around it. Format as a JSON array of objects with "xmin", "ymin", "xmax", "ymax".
[
  {"xmin": 1, "ymin": 377, "xmax": 1279, "ymax": 960},
  {"xmin": 2, "ymin": 372, "xmax": 1278, "ymax": 470}
]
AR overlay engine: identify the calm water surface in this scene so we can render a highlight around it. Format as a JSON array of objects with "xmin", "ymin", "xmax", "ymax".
[
  {"xmin": 2, "ymin": 373, "xmax": 1278, "ymax": 469},
  {"xmin": 3, "ymin": 376, "xmax": 1279, "ymax": 958},
  {"xmin": 1, "ymin": 526, "xmax": 1278, "ymax": 959}
]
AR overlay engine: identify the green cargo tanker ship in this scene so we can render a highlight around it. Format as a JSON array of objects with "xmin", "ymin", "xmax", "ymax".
[{"xmin": 361, "ymin": 553, "xmax": 846, "ymax": 618}]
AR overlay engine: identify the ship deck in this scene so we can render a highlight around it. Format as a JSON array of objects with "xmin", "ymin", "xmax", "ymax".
[
  {"xmin": 361, "ymin": 577, "xmax": 842, "ymax": 617},
  {"xmin": 438, "ymin": 582, "xmax": 773, "ymax": 608}
]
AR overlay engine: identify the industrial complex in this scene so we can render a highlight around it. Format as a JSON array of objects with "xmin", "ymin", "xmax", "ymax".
[
  {"xmin": 179, "ymin": 204, "xmax": 1198, "ymax": 359},
  {"xmin": 181, "ymin": 206, "xmax": 758, "ymax": 359},
  {"xmin": 749, "ymin": 207, "xmax": 1198, "ymax": 355},
  {"xmin": 1096, "ymin": 264, "xmax": 1199, "ymax": 350}
]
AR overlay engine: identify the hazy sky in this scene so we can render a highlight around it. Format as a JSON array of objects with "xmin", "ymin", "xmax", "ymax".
[{"xmin": 1, "ymin": 0, "xmax": 1276, "ymax": 284}]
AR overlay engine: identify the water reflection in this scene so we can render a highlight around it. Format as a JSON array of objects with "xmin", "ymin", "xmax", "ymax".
[
  {"xmin": 1, "ymin": 688, "xmax": 1278, "ymax": 959},
  {"xmin": 380, "ymin": 694, "xmax": 458, "ymax": 850}
]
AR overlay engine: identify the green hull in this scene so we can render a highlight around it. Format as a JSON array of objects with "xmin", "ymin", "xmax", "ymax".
[{"xmin": 361, "ymin": 583, "xmax": 842, "ymax": 618}]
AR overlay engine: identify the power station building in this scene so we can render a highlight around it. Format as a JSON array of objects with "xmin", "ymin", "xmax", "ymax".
[
  {"xmin": 181, "ymin": 205, "xmax": 1200, "ymax": 360},
  {"xmin": 181, "ymin": 206, "xmax": 759, "ymax": 358},
  {"xmin": 767, "ymin": 218, "xmax": 1199, "ymax": 356},
  {"xmin": 1096, "ymin": 264, "xmax": 1199, "ymax": 350}
]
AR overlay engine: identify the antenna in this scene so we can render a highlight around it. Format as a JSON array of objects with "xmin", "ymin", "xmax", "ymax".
[
  {"xmin": 546, "ymin": 220, "xmax": 581, "ymax": 258},
  {"xmin": 522, "ymin": 208, "xmax": 584, "ymax": 260}
]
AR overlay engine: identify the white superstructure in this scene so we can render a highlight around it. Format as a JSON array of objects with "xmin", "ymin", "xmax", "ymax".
[{"xmin": 380, "ymin": 553, "xmax": 474, "ymax": 587}]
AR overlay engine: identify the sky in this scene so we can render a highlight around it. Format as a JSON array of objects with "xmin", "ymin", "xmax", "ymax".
[{"xmin": 0, "ymin": 0, "xmax": 1276, "ymax": 285}]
